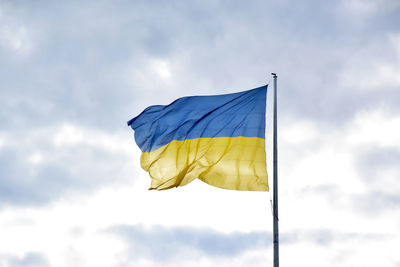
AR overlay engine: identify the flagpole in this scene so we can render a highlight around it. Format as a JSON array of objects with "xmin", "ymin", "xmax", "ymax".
[{"xmin": 271, "ymin": 73, "xmax": 279, "ymax": 267}]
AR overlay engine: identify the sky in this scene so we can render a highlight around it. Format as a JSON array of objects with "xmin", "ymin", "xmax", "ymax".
[{"xmin": 0, "ymin": 0, "xmax": 400, "ymax": 266}]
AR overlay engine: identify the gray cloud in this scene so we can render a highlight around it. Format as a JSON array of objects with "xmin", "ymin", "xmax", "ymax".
[
  {"xmin": 301, "ymin": 184, "xmax": 400, "ymax": 216},
  {"xmin": 107, "ymin": 224, "xmax": 389, "ymax": 265},
  {"xmin": 0, "ymin": 129, "xmax": 135, "ymax": 207},
  {"xmin": 107, "ymin": 224, "xmax": 271, "ymax": 261},
  {"xmin": 350, "ymin": 191, "xmax": 400, "ymax": 216},
  {"xmin": 1, "ymin": 0, "xmax": 399, "ymax": 207},
  {"xmin": 0, "ymin": 252, "xmax": 50, "ymax": 267},
  {"xmin": 1, "ymin": 0, "xmax": 399, "ymax": 131},
  {"xmin": 351, "ymin": 146, "xmax": 400, "ymax": 215},
  {"xmin": 0, "ymin": 2, "xmax": 399, "ymax": 267},
  {"xmin": 282, "ymin": 229, "xmax": 392, "ymax": 265},
  {"xmin": 282, "ymin": 229, "xmax": 388, "ymax": 246},
  {"xmin": 355, "ymin": 147, "xmax": 400, "ymax": 182}
]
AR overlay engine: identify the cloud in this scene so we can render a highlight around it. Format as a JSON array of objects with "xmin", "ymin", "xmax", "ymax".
[
  {"xmin": 282, "ymin": 228, "xmax": 389, "ymax": 246},
  {"xmin": 0, "ymin": 3, "xmax": 37, "ymax": 58},
  {"xmin": 339, "ymin": 0, "xmax": 400, "ymax": 19},
  {"xmin": 106, "ymin": 224, "xmax": 392, "ymax": 266},
  {"xmin": 1, "ymin": 0, "xmax": 398, "ymax": 135},
  {"xmin": 0, "ymin": 24, "xmax": 33, "ymax": 55},
  {"xmin": 341, "ymin": 34, "xmax": 400, "ymax": 91},
  {"xmin": 107, "ymin": 224, "xmax": 271, "ymax": 261},
  {"xmin": 300, "ymin": 184, "xmax": 400, "ymax": 217},
  {"xmin": 0, "ymin": 123, "xmax": 139, "ymax": 206},
  {"xmin": 350, "ymin": 191, "xmax": 400, "ymax": 216},
  {"xmin": 355, "ymin": 146, "xmax": 400, "ymax": 192},
  {"xmin": 0, "ymin": 252, "xmax": 50, "ymax": 267},
  {"xmin": 0, "ymin": 1, "xmax": 399, "ymax": 266}
]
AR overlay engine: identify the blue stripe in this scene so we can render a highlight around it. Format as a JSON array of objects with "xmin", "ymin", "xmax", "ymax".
[{"xmin": 128, "ymin": 85, "xmax": 267, "ymax": 152}]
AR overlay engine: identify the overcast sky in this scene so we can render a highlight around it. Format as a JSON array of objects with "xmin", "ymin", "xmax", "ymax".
[{"xmin": 1, "ymin": 0, "xmax": 400, "ymax": 266}]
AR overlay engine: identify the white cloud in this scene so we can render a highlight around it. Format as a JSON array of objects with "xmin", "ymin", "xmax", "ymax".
[
  {"xmin": 27, "ymin": 152, "xmax": 44, "ymax": 165},
  {"xmin": 1, "ymin": 0, "xmax": 400, "ymax": 266},
  {"xmin": 0, "ymin": 123, "xmax": 140, "ymax": 205},
  {"xmin": 0, "ymin": 4, "xmax": 36, "ymax": 57},
  {"xmin": 347, "ymin": 106, "xmax": 400, "ymax": 149},
  {"xmin": 280, "ymin": 117, "xmax": 319, "ymax": 145},
  {"xmin": 341, "ymin": 34, "xmax": 400, "ymax": 90},
  {"xmin": 0, "ymin": 25, "xmax": 33, "ymax": 54},
  {"xmin": 0, "ymin": 134, "xmax": 5, "ymax": 150},
  {"xmin": 150, "ymin": 59, "xmax": 172, "ymax": 79},
  {"xmin": 53, "ymin": 124, "xmax": 84, "ymax": 147},
  {"xmin": 339, "ymin": 0, "xmax": 400, "ymax": 18},
  {"xmin": 1, "ymin": 104, "xmax": 399, "ymax": 266},
  {"xmin": 340, "ymin": 0, "xmax": 380, "ymax": 17},
  {"xmin": 52, "ymin": 123, "xmax": 134, "ymax": 155}
]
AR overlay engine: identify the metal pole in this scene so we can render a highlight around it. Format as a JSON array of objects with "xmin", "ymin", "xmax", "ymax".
[{"xmin": 272, "ymin": 73, "xmax": 279, "ymax": 267}]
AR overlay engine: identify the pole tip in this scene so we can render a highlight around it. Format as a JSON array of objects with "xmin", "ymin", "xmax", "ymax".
[{"xmin": 271, "ymin": 73, "xmax": 277, "ymax": 77}]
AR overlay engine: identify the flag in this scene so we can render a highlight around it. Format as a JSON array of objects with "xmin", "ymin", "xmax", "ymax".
[{"xmin": 127, "ymin": 85, "xmax": 269, "ymax": 191}]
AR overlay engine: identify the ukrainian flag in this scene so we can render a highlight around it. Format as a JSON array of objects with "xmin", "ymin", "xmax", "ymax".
[{"xmin": 127, "ymin": 85, "xmax": 268, "ymax": 191}]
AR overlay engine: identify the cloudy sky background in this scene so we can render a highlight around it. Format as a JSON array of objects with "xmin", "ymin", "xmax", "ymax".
[{"xmin": 1, "ymin": 0, "xmax": 400, "ymax": 266}]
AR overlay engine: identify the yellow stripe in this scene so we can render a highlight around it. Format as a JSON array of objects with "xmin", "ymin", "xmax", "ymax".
[{"xmin": 140, "ymin": 136, "xmax": 268, "ymax": 191}]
